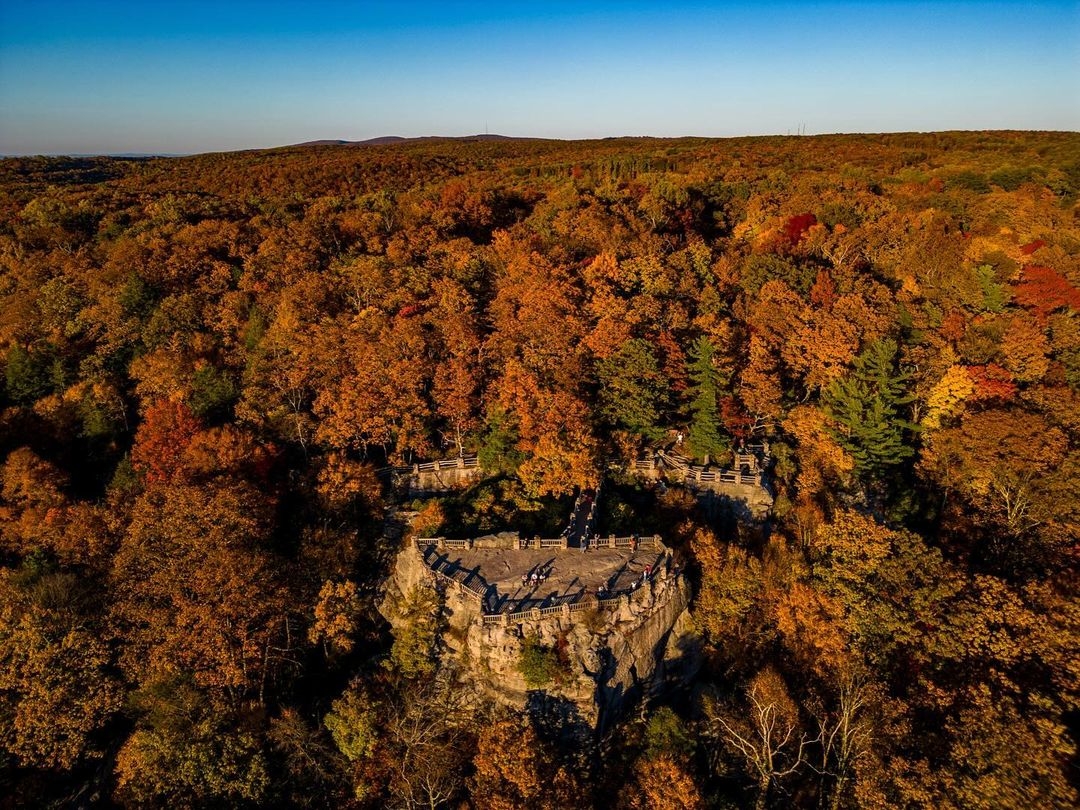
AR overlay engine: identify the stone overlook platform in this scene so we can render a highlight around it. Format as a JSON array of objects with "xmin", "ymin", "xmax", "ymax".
[
  {"xmin": 416, "ymin": 534, "xmax": 670, "ymax": 619},
  {"xmin": 385, "ymin": 520, "xmax": 695, "ymax": 726}
]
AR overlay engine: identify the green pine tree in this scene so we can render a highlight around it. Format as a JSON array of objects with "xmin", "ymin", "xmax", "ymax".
[
  {"xmin": 685, "ymin": 336, "xmax": 728, "ymax": 461},
  {"xmin": 823, "ymin": 338, "xmax": 917, "ymax": 480},
  {"xmin": 478, "ymin": 406, "xmax": 525, "ymax": 475},
  {"xmin": 597, "ymin": 338, "xmax": 669, "ymax": 440}
]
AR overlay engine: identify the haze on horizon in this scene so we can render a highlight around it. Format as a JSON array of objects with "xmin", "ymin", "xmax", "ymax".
[{"xmin": 1, "ymin": 0, "xmax": 1077, "ymax": 157}]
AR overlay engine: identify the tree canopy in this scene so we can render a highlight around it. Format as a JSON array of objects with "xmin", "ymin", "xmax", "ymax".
[{"xmin": 1, "ymin": 130, "xmax": 1078, "ymax": 808}]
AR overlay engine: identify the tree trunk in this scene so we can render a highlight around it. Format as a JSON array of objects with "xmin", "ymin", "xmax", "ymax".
[
  {"xmin": 755, "ymin": 774, "xmax": 771, "ymax": 810},
  {"xmin": 829, "ymin": 775, "xmax": 849, "ymax": 810}
]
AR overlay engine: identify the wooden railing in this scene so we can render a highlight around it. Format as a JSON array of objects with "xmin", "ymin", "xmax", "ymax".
[
  {"xmin": 642, "ymin": 448, "xmax": 766, "ymax": 489},
  {"xmin": 657, "ymin": 450, "xmax": 690, "ymax": 470},
  {"xmin": 382, "ymin": 455, "xmax": 481, "ymax": 476},
  {"xmin": 745, "ymin": 441, "xmax": 770, "ymax": 457},
  {"xmin": 416, "ymin": 541, "xmax": 488, "ymax": 601},
  {"xmin": 684, "ymin": 468, "xmax": 761, "ymax": 486},
  {"xmin": 585, "ymin": 534, "xmax": 665, "ymax": 550},
  {"xmin": 410, "ymin": 456, "xmax": 479, "ymax": 473},
  {"xmin": 417, "ymin": 537, "xmax": 470, "ymax": 549},
  {"xmin": 734, "ymin": 452, "xmax": 757, "ymax": 469},
  {"xmin": 481, "ymin": 593, "xmax": 627, "ymax": 626},
  {"xmin": 418, "ymin": 534, "xmax": 665, "ymax": 553}
]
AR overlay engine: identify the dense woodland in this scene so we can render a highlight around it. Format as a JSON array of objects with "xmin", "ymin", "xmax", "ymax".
[{"xmin": 0, "ymin": 131, "xmax": 1078, "ymax": 808}]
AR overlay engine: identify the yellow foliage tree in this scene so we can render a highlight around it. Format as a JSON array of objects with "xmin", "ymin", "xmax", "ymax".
[
  {"xmin": 740, "ymin": 335, "xmax": 785, "ymax": 421},
  {"xmin": 624, "ymin": 754, "xmax": 704, "ymax": 810},
  {"xmin": 999, "ymin": 315, "xmax": 1050, "ymax": 383},
  {"xmin": 0, "ymin": 571, "xmax": 122, "ymax": 769},
  {"xmin": 469, "ymin": 715, "xmax": 581, "ymax": 810},
  {"xmin": 773, "ymin": 581, "xmax": 853, "ymax": 681},
  {"xmin": 782, "ymin": 405, "xmax": 855, "ymax": 498},
  {"xmin": 922, "ymin": 365, "xmax": 975, "ymax": 430},
  {"xmin": 308, "ymin": 579, "xmax": 360, "ymax": 655}
]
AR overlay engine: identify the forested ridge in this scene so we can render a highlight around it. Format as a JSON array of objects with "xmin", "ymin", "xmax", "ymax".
[{"xmin": 0, "ymin": 131, "xmax": 1078, "ymax": 808}]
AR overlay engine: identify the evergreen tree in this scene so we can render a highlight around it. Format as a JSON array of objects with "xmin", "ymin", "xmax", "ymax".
[
  {"xmin": 822, "ymin": 338, "xmax": 917, "ymax": 480},
  {"xmin": 4, "ymin": 344, "xmax": 52, "ymax": 405},
  {"xmin": 478, "ymin": 406, "xmax": 525, "ymax": 475},
  {"xmin": 686, "ymin": 336, "xmax": 728, "ymax": 461},
  {"xmin": 597, "ymin": 338, "xmax": 668, "ymax": 440}
]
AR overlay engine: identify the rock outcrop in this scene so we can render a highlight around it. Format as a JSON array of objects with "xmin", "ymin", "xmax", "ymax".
[{"xmin": 380, "ymin": 541, "xmax": 701, "ymax": 729}]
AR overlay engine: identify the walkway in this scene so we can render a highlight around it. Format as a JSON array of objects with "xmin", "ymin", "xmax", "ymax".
[{"xmin": 562, "ymin": 486, "xmax": 599, "ymax": 549}]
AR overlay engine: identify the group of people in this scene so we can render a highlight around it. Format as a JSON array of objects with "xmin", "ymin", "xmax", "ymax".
[
  {"xmin": 521, "ymin": 565, "xmax": 552, "ymax": 589},
  {"xmin": 622, "ymin": 562, "xmax": 656, "ymax": 592},
  {"xmin": 559, "ymin": 489, "xmax": 598, "ymax": 550},
  {"xmin": 596, "ymin": 562, "xmax": 654, "ymax": 598}
]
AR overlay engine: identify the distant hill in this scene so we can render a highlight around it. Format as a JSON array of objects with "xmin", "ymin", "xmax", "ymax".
[
  {"xmin": 291, "ymin": 134, "xmax": 531, "ymax": 148},
  {"xmin": 0, "ymin": 152, "xmax": 185, "ymax": 159}
]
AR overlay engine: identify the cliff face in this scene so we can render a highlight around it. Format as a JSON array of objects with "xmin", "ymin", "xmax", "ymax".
[{"xmin": 380, "ymin": 542, "xmax": 701, "ymax": 728}]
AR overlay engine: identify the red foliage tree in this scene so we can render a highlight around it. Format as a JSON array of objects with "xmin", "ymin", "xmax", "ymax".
[
  {"xmin": 782, "ymin": 213, "xmax": 817, "ymax": 246},
  {"xmin": 656, "ymin": 330, "xmax": 689, "ymax": 394},
  {"xmin": 940, "ymin": 310, "xmax": 968, "ymax": 344},
  {"xmin": 720, "ymin": 396, "xmax": 755, "ymax": 441},
  {"xmin": 966, "ymin": 364, "xmax": 1017, "ymax": 402},
  {"xmin": 1013, "ymin": 266, "xmax": 1080, "ymax": 321},
  {"xmin": 130, "ymin": 400, "xmax": 201, "ymax": 485},
  {"xmin": 809, "ymin": 268, "xmax": 837, "ymax": 309}
]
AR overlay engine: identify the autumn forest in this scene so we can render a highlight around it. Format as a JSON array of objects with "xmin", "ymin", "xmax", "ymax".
[{"xmin": 1, "ymin": 131, "xmax": 1078, "ymax": 808}]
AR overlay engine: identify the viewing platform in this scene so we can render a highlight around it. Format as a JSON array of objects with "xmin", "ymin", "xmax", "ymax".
[
  {"xmin": 414, "ymin": 533, "xmax": 672, "ymax": 624},
  {"xmin": 632, "ymin": 441, "xmax": 774, "ymax": 518},
  {"xmin": 382, "ymin": 454, "xmax": 484, "ymax": 494}
]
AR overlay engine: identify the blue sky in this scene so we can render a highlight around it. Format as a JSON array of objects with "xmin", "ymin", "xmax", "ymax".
[{"xmin": 1, "ymin": 1, "xmax": 1077, "ymax": 155}]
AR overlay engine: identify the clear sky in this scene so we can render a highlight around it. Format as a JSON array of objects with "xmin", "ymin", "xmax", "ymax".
[{"xmin": 1, "ymin": 1, "xmax": 1077, "ymax": 155}]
